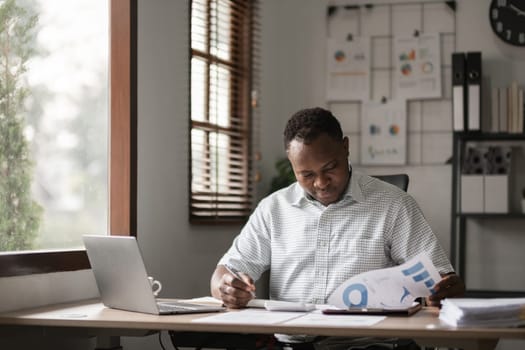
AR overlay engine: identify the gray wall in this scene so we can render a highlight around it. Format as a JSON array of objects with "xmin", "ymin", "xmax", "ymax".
[{"xmin": 0, "ymin": 0, "xmax": 524, "ymax": 349}]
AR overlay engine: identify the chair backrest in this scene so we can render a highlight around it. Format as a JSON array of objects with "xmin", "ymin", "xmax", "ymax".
[{"xmin": 371, "ymin": 174, "xmax": 409, "ymax": 192}]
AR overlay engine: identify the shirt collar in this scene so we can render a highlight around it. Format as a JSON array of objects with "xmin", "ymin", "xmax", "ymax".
[
  {"xmin": 346, "ymin": 170, "xmax": 364, "ymax": 203},
  {"xmin": 291, "ymin": 183, "xmax": 308, "ymax": 207},
  {"xmin": 291, "ymin": 164, "xmax": 364, "ymax": 207}
]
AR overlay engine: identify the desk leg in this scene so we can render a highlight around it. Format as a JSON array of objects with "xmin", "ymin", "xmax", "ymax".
[
  {"xmin": 415, "ymin": 338, "xmax": 499, "ymax": 350},
  {"xmin": 96, "ymin": 335, "xmax": 122, "ymax": 350}
]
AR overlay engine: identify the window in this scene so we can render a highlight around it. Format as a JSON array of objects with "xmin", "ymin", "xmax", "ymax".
[
  {"xmin": 0, "ymin": 0, "xmax": 136, "ymax": 277},
  {"xmin": 1, "ymin": 0, "xmax": 109, "ymax": 252},
  {"xmin": 190, "ymin": 0, "xmax": 259, "ymax": 223}
]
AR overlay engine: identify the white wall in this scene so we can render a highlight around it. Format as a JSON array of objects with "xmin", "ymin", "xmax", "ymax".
[
  {"xmin": 0, "ymin": 1, "xmax": 524, "ymax": 349},
  {"xmin": 135, "ymin": 0, "xmax": 240, "ymax": 300}
]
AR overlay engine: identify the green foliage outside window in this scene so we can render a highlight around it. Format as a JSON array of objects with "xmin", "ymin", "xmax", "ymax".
[{"xmin": 0, "ymin": 0, "xmax": 42, "ymax": 250}]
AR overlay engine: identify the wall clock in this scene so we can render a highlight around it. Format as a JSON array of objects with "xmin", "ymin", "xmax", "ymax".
[{"xmin": 489, "ymin": 0, "xmax": 525, "ymax": 46}]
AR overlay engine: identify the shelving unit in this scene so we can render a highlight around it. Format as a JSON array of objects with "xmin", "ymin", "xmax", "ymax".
[{"xmin": 450, "ymin": 132, "xmax": 525, "ymax": 298}]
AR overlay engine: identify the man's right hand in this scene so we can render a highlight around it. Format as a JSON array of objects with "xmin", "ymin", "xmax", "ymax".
[{"xmin": 210, "ymin": 265, "xmax": 256, "ymax": 309}]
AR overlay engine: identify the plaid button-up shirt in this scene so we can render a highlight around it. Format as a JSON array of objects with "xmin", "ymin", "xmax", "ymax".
[{"xmin": 219, "ymin": 170, "xmax": 453, "ymax": 305}]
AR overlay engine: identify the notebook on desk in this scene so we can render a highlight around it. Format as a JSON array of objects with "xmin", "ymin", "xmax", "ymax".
[{"xmin": 83, "ymin": 235, "xmax": 224, "ymax": 315}]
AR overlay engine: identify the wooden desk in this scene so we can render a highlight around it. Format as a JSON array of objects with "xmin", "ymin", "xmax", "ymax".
[{"xmin": 0, "ymin": 299, "xmax": 524, "ymax": 350}]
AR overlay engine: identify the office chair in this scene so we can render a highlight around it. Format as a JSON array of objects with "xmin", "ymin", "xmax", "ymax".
[{"xmin": 371, "ymin": 173, "xmax": 409, "ymax": 192}]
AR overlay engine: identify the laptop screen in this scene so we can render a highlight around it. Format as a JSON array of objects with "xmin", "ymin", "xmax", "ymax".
[{"xmin": 83, "ymin": 235, "xmax": 161, "ymax": 314}]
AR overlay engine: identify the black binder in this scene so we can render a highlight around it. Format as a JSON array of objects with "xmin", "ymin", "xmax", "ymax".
[
  {"xmin": 452, "ymin": 52, "xmax": 467, "ymax": 132},
  {"xmin": 466, "ymin": 52, "xmax": 482, "ymax": 132}
]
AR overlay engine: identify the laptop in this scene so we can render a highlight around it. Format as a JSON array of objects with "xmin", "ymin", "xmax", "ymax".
[{"xmin": 83, "ymin": 235, "xmax": 225, "ymax": 315}]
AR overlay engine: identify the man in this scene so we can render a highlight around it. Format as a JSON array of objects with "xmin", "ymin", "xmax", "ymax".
[{"xmin": 211, "ymin": 107, "xmax": 464, "ymax": 345}]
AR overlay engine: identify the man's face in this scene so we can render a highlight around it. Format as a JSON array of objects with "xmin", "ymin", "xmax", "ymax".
[{"xmin": 287, "ymin": 133, "xmax": 350, "ymax": 206}]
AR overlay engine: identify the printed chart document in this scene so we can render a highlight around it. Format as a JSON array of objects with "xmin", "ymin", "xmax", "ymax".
[
  {"xmin": 328, "ymin": 252, "xmax": 441, "ymax": 309},
  {"xmin": 394, "ymin": 33, "xmax": 441, "ymax": 99},
  {"xmin": 325, "ymin": 37, "xmax": 370, "ymax": 101},
  {"xmin": 360, "ymin": 99, "xmax": 407, "ymax": 165}
]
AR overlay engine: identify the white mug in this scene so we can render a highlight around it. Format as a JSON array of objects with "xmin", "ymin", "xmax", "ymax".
[{"xmin": 148, "ymin": 276, "xmax": 162, "ymax": 297}]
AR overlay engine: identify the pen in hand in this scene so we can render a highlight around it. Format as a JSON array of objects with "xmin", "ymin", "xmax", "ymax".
[{"xmin": 224, "ymin": 265, "xmax": 256, "ymax": 298}]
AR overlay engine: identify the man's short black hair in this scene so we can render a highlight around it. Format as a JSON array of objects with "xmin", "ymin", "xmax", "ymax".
[{"xmin": 283, "ymin": 107, "xmax": 343, "ymax": 150}]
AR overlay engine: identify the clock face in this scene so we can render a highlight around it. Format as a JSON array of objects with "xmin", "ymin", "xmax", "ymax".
[{"xmin": 489, "ymin": 0, "xmax": 525, "ymax": 46}]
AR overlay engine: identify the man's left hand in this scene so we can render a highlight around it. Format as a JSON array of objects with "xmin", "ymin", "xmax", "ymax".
[{"xmin": 426, "ymin": 273, "xmax": 465, "ymax": 307}]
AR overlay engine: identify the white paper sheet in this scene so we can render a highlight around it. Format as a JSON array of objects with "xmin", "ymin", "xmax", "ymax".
[
  {"xmin": 328, "ymin": 252, "xmax": 441, "ymax": 309},
  {"xmin": 283, "ymin": 310, "xmax": 385, "ymax": 327},
  {"xmin": 192, "ymin": 309, "xmax": 304, "ymax": 325},
  {"xmin": 182, "ymin": 296, "xmax": 223, "ymax": 305}
]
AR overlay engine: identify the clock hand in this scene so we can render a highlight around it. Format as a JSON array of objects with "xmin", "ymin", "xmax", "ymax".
[{"xmin": 510, "ymin": 3, "xmax": 525, "ymax": 16}]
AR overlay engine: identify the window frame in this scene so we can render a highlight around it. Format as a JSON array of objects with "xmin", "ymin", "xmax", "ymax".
[
  {"xmin": 0, "ymin": 0, "xmax": 137, "ymax": 278},
  {"xmin": 189, "ymin": 0, "xmax": 257, "ymax": 224}
]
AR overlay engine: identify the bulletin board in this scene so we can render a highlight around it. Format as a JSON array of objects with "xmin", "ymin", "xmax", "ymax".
[{"xmin": 326, "ymin": 0, "xmax": 457, "ymax": 166}]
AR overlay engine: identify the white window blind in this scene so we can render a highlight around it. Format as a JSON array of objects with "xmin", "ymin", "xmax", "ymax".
[{"xmin": 190, "ymin": 0, "xmax": 259, "ymax": 222}]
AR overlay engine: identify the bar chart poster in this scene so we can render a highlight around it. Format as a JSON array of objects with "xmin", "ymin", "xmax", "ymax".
[
  {"xmin": 325, "ymin": 37, "xmax": 370, "ymax": 101},
  {"xmin": 361, "ymin": 99, "xmax": 407, "ymax": 165},
  {"xmin": 394, "ymin": 33, "xmax": 441, "ymax": 99}
]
